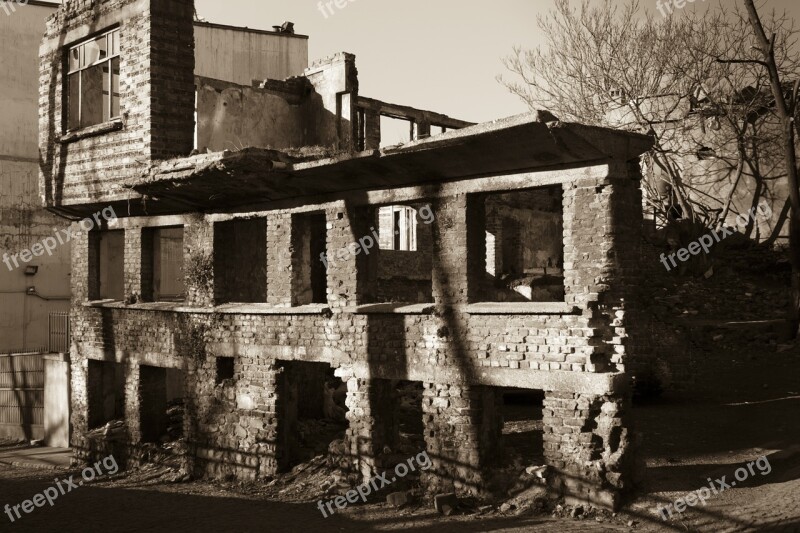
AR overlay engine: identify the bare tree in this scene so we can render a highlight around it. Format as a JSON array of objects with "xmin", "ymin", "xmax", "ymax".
[
  {"xmin": 499, "ymin": 0, "xmax": 796, "ymax": 241},
  {"xmin": 737, "ymin": 0, "xmax": 800, "ymax": 328}
]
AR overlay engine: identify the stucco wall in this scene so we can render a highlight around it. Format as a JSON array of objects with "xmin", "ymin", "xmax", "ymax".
[{"xmin": 0, "ymin": 2, "xmax": 70, "ymax": 353}]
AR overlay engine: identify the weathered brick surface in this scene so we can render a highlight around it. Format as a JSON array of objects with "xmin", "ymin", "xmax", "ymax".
[
  {"xmin": 51, "ymin": 0, "xmax": 650, "ymax": 508},
  {"xmin": 421, "ymin": 383, "xmax": 502, "ymax": 497},
  {"xmin": 66, "ymin": 171, "xmax": 647, "ymax": 500},
  {"xmin": 543, "ymin": 390, "xmax": 639, "ymax": 510},
  {"xmin": 39, "ymin": 0, "xmax": 195, "ymax": 207}
]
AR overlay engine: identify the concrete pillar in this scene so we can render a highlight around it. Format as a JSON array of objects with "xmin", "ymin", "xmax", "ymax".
[
  {"xmin": 417, "ymin": 119, "xmax": 431, "ymax": 139},
  {"xmin": 44, "ymin": 353, "xmax": 70, "ymax": 448}
]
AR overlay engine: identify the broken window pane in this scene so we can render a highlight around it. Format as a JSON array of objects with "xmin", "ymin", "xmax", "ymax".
[
  {"xmin": 68, "ymin": 72, "xmax": 81, "ymax": 130},
  {"xmin": 68, "ymin": 46, "xmax": 82, "ymax": 72},
  {"xmin": 111, "ymin": 57, "xmax": 120, "ymax": 118},
  {"xmin": 83, "ymin": 35, "xmax": 107, "ymax": 65},
  {"xmin": 66, "ymin": 28, "xmax": 120, "ymax": 130},
  {"xmin": 81, "ymin": 63, "xmax": 104, "ymax": 127}
]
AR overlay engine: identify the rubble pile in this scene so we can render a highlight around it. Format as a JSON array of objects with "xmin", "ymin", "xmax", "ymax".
[{"xmin": 166, "ymin": 399, "xmax": 185, "ymax": 441}]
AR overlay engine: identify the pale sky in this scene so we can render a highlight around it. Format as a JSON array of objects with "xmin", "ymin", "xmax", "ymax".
[
  {"xmin": 40, "ymin": 0, "xmax": 800, "ymax": 124},
  {"xmin": 193, "ymin": 0, "xmax": 800, "ymax": 125}
]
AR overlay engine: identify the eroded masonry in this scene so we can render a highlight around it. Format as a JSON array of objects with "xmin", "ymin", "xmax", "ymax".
[{"xmin": 40, "ymin": 0, "xmax": 653, "ymax": 509}]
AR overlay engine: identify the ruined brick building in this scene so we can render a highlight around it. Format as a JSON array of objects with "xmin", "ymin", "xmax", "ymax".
[{"xmin": 39, "ymin": 0, "xmax": 653, "ymax": 509}]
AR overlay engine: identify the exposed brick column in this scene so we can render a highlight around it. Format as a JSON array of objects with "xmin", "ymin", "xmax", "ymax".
[
  {"xmin": 329, "ymin": 204, "xmax": 374, "ymax": 308},
  {"xmin": 70, "ymin": 357, "xmax": 91, "ymax": 455},
  {"xmin": 563, "ymin": 162, "xmax": 645, "ymax": 374},
  {"xmin": 186, "ymin": 345, "xmax": 279, "ymax": 480},
  {"xmin": 542, "ymin": 390, "xmax": 638, "ymax": 510},
  {"xmin": 266, "ymin": 213, "xmax": 292, "ymax": 306},
  {"xmin": 123, "ymin": 227, "xmax": 150, "ymax": 303},
  {"xmin": 184, "ymin": 216, "xmax": 214, "ymax": 307},
  {"xmin": 563, "ymin": 176, "xmax": 610, "ymax": 308},
  {"xmin": 343, "ymin": 377, "xmax": 398, "ymax": 480},
  {"xmin": 604, "ymin": 164, "xmax": 645, "ymax": 374},
  {"xmin": 125, "ymin": 361, "xmax": 141, "ymax": 443},
  {"xmin": 364, "ymin": 110, "xmax": 381, "ymax": 150},
  {"xmin": 71, "ymin": 222, "xmax": 97, "ymax": 302},
  {"xmin": 421, "ymin": 383, "xmax": 502, "ymax": 497},
  {"xmin": 432, "ymin": 194, "xmax": 484, "ymax": 305},
  {"xmin": 148, "ymin": 0, "xmax": 196, "ymax": 160}
]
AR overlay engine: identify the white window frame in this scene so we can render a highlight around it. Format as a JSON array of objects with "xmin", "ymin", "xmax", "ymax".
[{"xmin": 67, "ymin": 27, "xmax": 121, "ymax": 130}]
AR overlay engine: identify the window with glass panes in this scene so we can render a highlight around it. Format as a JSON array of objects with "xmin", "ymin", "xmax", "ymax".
[{"xmin": 67, "ymin": 28, "xmax": 120, "ymax": 130}]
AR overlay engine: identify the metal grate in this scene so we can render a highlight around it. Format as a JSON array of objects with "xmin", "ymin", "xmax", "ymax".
[{"xmin": 48, "ymin": 312, "xmax": 70, "ymax": 354}]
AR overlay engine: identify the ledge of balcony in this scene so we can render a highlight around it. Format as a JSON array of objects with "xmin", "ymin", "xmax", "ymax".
[
  {"xmin": 464, "ymin": 302, "xmax": 580, "ymax": 315},
  {"xmin": 349, "ymin": 303, "xmax": 435, "ymax": 315},
  {"xmin": 82, "ymin": 300, "xmax": 331, "ymax": 315}
]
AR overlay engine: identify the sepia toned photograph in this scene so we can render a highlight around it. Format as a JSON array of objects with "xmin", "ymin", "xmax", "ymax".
[{"xmin": 0, "ymin": 0, "xmax": 799, "ymax": 531}]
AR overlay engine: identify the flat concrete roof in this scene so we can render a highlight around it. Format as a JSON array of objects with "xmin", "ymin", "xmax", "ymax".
[{"xmin": 126, "ymin": 113, "xmax": 652, "ymax": 213}]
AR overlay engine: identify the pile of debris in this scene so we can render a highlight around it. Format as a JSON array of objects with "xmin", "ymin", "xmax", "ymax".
[
  {"xmin": 86, "ymin": 420, "xmax": 126, "ymax": 442},
  {"xmin": 166, "ymin": 399, "xmax": 184, "ymax": 441}
]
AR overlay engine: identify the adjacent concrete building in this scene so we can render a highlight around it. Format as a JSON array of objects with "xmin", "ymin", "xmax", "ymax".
[
  {"xmin": 40, "ymin": 0, "xmax": 653, "ymax": 508},
  {"xmin": 0, "ymin": 0, "xmax": 71, "ymax": 445},
  {"xmin": 0, "ymin": 0, "xmax": 68, "ymax": 354}
]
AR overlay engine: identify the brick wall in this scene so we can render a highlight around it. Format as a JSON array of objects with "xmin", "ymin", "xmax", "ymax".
[
  {"xmin": 39, "ymin": 0, "xmax": 195, "ymax": 208},
  {"xmin": 65, "ymin": 160, "xmax": 647, "ymax": 506}
]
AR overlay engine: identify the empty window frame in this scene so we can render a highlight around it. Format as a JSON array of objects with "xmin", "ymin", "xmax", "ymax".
[
  {"xmin": 482, "ymin": 186, "xmax": 565, "ymax": 302},
  {"xmin": 378, "ymin": 205, "xmax": 417, "ymax": 251},
  {"xmin": 97, "ymin": 230, "xmax": 124, "ymax": 301},
  {"xmin": 87, "ymin": 360, "xmax": 125, "ymax": 429},
  {"xmin": 291, "ymin": 213, "xmax": 328, "ymax": 305},
  {"xmin": 213, "ymin": 218, "xmax": 267, "ymax": 304},
  {"xmin": 67, "ymin": 28, "xmax": 121, "ymax": 130},
  {"xmin": 150, "ymin": 227, "xmax": 185, "ymax": 302},
  {"xmin": 216, "ymin": 357, "xmax": 235, "ymax": 385},
  {"xmin": 379, "ymin": 115, "xmax": 414, "ymax": 148}
]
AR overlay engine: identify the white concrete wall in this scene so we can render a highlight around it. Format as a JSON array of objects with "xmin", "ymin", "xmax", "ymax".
[
  {"xmin": 194, "ymin": 23, "xmax": 308, "ymax": 85},
  {"xmin": 0, "ymin": 1, "xmax": 70, "ymax": 353}
]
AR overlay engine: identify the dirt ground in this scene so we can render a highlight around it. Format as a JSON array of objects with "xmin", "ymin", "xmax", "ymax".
[
  {"xmin": 1, "ymin": 341, "xmax": 798, "ymax": 532},
  {"xmin": 2, "ymin": 247, "xmax": 798, "ymax": 532}
]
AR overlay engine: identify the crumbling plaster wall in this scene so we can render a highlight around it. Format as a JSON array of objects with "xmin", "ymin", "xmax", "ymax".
[
  {"xmin": 194, "ymin": 52, "xmax": 359, "ymax": 154},
  {"xmin": 195, "ymin": 78, "xmax": 305, "ymax": 152}
]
